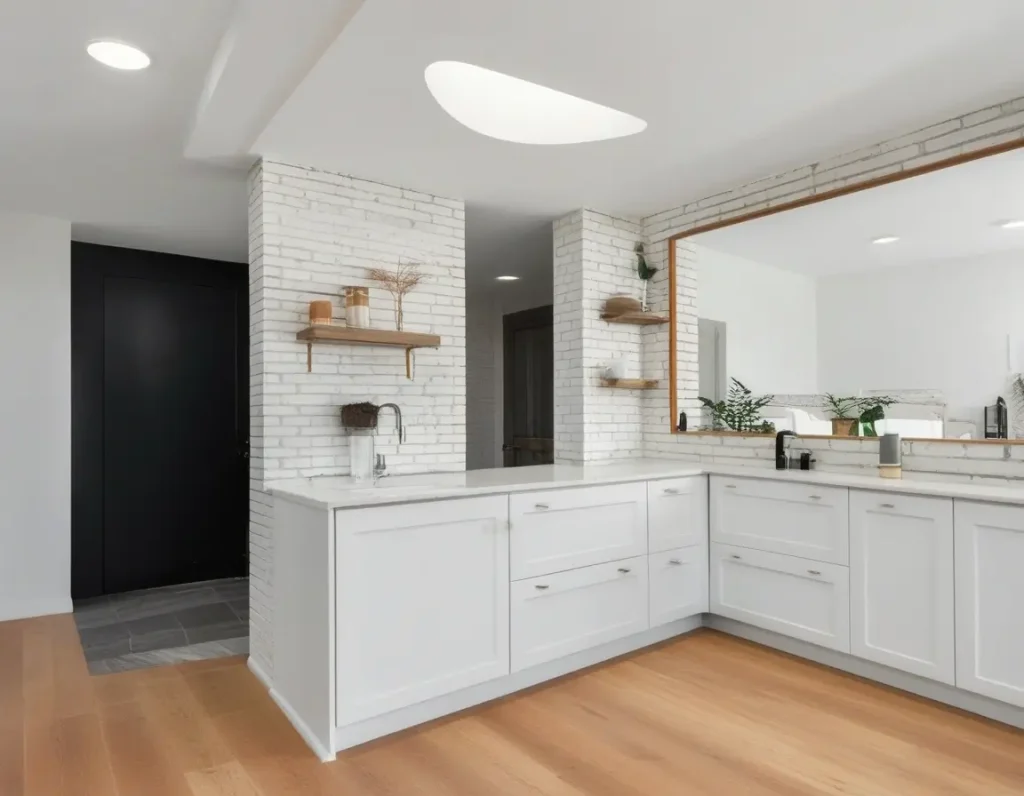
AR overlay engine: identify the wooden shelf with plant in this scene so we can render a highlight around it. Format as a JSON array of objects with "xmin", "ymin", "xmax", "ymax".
[{"xmin": 823, "ymin": 394, "xmax": 896, "ymax": 436}]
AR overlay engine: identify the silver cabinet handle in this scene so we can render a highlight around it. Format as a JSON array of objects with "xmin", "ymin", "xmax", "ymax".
[
  {"xmin": 808, "ymin": 570, "xmax": 821, "ymax": 576},
  {"xmin": 618, "ymin": 567, "xmax": 631, "ymax": 574},
  {"xmin": 663, "ymin": 488, "xmax": 680, "ymax": 495},
  {"xmin": 534, "ymin": 584, "xmax": 549, "ymax": 590},
  {"xmin": 668, "ymin": 558, "xmax": 682, "ymax": 566},
  {"xmin": 535, "ymin": 503, "xmax": 549, "ymax": 510},
  {"xmin": 809, "ymin": 495, "xmax": 822, "ymax": 501},
  {"xmin": 730, "ymin": 554, "xmax": 742, "ymax": 560},
  {"xmin": 724, "ymin": 484, "xmax": 737, "ymax": 489},
  {"xmin": 879, "ymin": 503, "xmax": 895, "ymax": 509}
]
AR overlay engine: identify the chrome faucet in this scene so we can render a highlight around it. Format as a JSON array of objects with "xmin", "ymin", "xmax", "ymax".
[{"xmin": 376, "ymin": 403, "xmax": 405, "ymax": 444}]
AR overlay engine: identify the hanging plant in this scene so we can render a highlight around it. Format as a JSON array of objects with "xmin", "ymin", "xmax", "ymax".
[{"xmin": 635, "ymin": 242, "xmax": 658, "ymax": 312}]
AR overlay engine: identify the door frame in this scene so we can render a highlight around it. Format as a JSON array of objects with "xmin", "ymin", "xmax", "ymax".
[
  {"xmin": 502, "ymin": 304, "xmax": 553, "ymax": 467},
  {"xmin": 70, "ymin": 242, "xmax": 249, "ymax": 599}
]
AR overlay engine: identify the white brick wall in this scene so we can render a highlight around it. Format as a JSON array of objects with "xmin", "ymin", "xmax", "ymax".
[
  {"xmin": 553, "ymin": 210, "xmax": 646, "ymax": 462},
  {"xmin": 247, "ymin": 159, "xmax": 467, "ymax": 677},
  {"xmin": 639, "ymin": 93, "xmax": 1024, "ymax": 483}
]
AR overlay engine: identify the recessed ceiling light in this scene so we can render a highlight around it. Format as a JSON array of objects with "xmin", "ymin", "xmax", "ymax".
[
  {"xmin": 424, "ymin": 61, "xmax": 647, "ymax": 145},
  {"xmin": 87, "ymin": 41, "xmax": 150, "ymax": 71},
  {"xmin": 999, "ymin": 220, "xmax": 1024, "ymax": 229},
  {"xmin": 496, "ymin": 275, "xmax": 520, "ymax": 281},
  {"xmin": 872, "ymin": 236, "xmax": 900, "ymax": 245}
]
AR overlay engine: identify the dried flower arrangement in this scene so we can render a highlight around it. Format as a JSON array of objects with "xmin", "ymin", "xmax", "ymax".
[{"xmin": 367, "ymin": 261, "xmax": 425, "ymax": 331}]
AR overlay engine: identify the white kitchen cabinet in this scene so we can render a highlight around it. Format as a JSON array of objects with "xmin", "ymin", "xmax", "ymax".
[
  {"xmin": 710, "ymin": 476, "xmax": 849, "ymax": 564},
  {"xmin": 649, "ymin": 546, "xmax": 708, "ymax": 626},
  {"xmin": 849, "ymin": 491, "xmax": 955, "ymax": 684},
  {"xmin": 648, "ymin": 476, "xmax": 708, "ymax": 553},
  {"xmin": 511, "ymin": 556, "xmax": 648, "ymax": 671},
  {"xmin": 710, "ymin": 542, "xmax": 850, "ymax": 652},
  {"xmin": 954, "ymin": 500, "xmax": 1024, "ymax": 707},
  {"xmin": 335, "ymin": 496, "xmax": 510, "ymax": 724},
  {"xmin": 509, "ymin": 483, "xmax": 647, "ymax": 580}
]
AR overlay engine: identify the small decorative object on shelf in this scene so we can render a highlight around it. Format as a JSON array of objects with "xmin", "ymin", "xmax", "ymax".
[
  {"xmin": 599, "ymin": 294, "xmax": 669, "ymax": 325},
  {"xmin": 603, "ymin": 359, "xmax": 627, "ymax": 381},
  {"xmin": 308, "ymin": 299, "xmax": 332, "ymax": 325},
  {"xmin": 985, "ymin": 396, "xmax": 1008, "ymax": 439},
  {"xmin": 635, "ymin": 241, "xmax": 658, "ymax": 312},
  {"xmin": 344, "ymin": 286, "xmax": 370, "ymax": 328},
  {"xmin": 367, "ymin": 260, "xmax": 425, "ymax": 331}
]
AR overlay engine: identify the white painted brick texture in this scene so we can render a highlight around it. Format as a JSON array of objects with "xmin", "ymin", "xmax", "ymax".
[
  {"xmin": 247, "ymin": 159, "xmax": 467, "ymax": 677},
  {"xmin": 554, "ymin": 210, "xmax": 645, "ymax": 462},
  {"xmin": 640, "ymin": 93, "xmax": 1024, "ymax": 483}
]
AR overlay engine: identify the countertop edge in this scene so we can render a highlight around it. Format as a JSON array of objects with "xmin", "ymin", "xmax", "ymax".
[{"xmin": 267, "ymin": 462, "xmax": 1024, "ymax": 510}]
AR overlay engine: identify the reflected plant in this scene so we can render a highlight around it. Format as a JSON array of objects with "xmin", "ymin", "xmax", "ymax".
[{"xmin": 699, "ymin": 378, "xmax": 775, "ymax": 433}]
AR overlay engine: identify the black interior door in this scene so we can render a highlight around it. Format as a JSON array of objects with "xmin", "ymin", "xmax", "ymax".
[
  {"xmin": 503, "ymin": 305, "xmax": 554, "ymax": 466},
  {"xmin": 72, "ymin": 243, "xmax": 248, "ymax": 598}
]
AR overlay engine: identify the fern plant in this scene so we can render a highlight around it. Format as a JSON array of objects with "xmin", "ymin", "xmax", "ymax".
[{"xmin": 699, "ymin": 378, "xmax": 775, "ymax": 433}]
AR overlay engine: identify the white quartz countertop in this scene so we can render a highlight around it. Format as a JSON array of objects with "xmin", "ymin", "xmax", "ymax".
[{"xmin": 267, "ymin": 459, "xmax": 1024, "ymax": 510}]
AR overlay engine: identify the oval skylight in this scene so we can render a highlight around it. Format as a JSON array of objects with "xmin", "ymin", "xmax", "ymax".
[{"xmin": 424, "ymin": 61, "xmax": 647, "ymax": 145}]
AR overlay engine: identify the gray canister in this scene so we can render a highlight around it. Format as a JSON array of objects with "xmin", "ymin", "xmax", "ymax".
[{"xmin": 879, "ymin": 433, "xmax": 902, "ymax": 466}]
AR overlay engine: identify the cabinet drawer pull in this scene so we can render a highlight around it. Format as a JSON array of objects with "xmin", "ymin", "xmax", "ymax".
[
  {"xmin": 879, "ymin": 503, "xmax": 895, "ymax": 509},
  {"xmin": 724, "ymin": 484, "xmax": 737, "ymax": 489},
  {"xmin": 668, "ymin": 558, "xmax": 682, "ymax": 566},
  {"xmin": 534, "ymin": 584, "xmax": 549, "ymax": 590},
  {"xmin": 809, "ymin": 495, "xmax": 822, "ymax": 501},
  {"xmin": 534, "ymin": 503, "xmax": 550, "ymax": 510},
  {"xmin": 617, "ymin": 567, "xmax": 632, "ymax": 574},
  {"xmin": 730, "ymin": 554, "xmax": 742, "ymax": 560},
  {"xmin": 807, "ymin": 569, "xmax": 821, "ymax": 576},
  {"xmin": 663, "ymin": 488, "xmax": 680, "ymax": 495}
]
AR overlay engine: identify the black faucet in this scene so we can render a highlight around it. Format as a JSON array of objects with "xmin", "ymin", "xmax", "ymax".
[{"xmin": 776, "ymin": 430, "xmax": 796, "ymax": 470}]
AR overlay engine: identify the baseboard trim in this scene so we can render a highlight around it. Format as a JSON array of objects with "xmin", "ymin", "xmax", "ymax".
[
  {"xmin": 333, "ymin": 616, "xmax": 703, "ymax": 753},
  {"xmin": 0, "ymin": 596, "xmax": 73, "ymax": 623},
  {"xmin": 246, "ymin": 656, "xmax": 273, "ymax": 692},
  {"xmin": 705, "ymin": 616, "xmax": 1024, "ymax": 730},
  {"xmin": 269, "ymin": 686, "xmax": 336, "ymax": 762}
]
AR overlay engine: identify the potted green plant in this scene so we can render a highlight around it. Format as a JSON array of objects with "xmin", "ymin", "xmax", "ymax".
[
  {"xmin": 635, "ymin": 242, "xmax": 657, "ymax": 312},
  {"xmin": 823, "ymin": 394, "xmax": 896, "ymax": 436},
  {"xmin": 700, "ymin": 378, "xmax": 775, "ymax": 433}
]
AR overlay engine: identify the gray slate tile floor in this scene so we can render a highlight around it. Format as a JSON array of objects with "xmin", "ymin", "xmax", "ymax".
[{"xmin": 73, "ymin": 577, "xmax": 249, "ymax": 675}]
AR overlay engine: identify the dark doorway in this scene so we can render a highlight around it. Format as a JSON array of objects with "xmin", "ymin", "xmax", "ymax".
[
  {"xmin": 503, "ymin": 305, "xmax": 554, "ymax": 466},
  {"xmin": 72, "ymin": 243, "xmax": 248, "ymax": 599}
]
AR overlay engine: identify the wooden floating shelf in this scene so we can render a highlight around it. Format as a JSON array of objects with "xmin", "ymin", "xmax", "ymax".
[
  {"xmin": 600, "ymin": 378, "xmax": 660, "ymax": 390},
  {"xmin": 600, "ymin": 312, "xmax": 670, "ymax": 326},
  {"xmin": 296, "ymin": 325, "xmax": 441, "ymax": 378}
]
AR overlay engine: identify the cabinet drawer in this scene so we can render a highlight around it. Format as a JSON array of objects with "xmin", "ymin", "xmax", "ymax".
[
  {"xmin": 648, "ymin": 476, "xmax": 708, "ymax": 553},
  {"xmin": 511, "ymin": 556, "xmax": 648, "ymax": 671},
  {"xmin": 710, "ymin": 543, "xmax": 850, "ymax": 652},
  {"xmin": 710, "ymin": 476, "xmax": 849, "ymax": 564},
  {"xmin": 649, "ymin": 546, "xmax": 708, "ymax": 626},
  {"xmin": 510, "ymin": 483, "xmax": 647, "ymax": 580}
]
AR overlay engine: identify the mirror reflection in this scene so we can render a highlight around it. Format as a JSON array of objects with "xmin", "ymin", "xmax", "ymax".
[{"xmin": 682, "ymin": 148, "xmax": 1024, "ymax": 440}]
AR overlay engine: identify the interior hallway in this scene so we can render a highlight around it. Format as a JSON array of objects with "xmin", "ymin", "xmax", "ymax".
[{"xmin": 1, "ymin": 614, "xmax": 1021, "ymax": 795}]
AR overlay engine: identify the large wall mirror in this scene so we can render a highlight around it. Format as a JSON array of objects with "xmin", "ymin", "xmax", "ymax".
[{"xmin": 672, "ymin": 145, "xmax": 1024, "ymax": 441}]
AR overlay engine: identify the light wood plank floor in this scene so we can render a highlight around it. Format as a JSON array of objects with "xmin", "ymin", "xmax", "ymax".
[{"xmin": 2, "ymin": 613, "xmax": 1021, "ymax": 795}]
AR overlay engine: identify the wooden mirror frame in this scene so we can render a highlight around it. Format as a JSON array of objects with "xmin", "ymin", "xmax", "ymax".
[{"xmin": 666, "ymin": 138, "xmax": 1024, "ymax": 439}]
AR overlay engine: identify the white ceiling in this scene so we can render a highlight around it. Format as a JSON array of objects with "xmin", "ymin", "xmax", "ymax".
[
  {"xmin": 4, "ymin": 1, "xmax": 1024, "ymax": 265},
  {"xmin": 694, "ymin": 148, "xmax": 1024, "ymax": 276}
]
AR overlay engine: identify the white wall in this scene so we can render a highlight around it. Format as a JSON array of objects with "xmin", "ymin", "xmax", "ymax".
[
  {"xmin": 694, "ymin": 243, "xmax": 818, "ymax": 396},
  {"xmin": 0, "ymin": 213, "xmax": 71, "ymax": 621},
  {"xmin": 818, "ymin": 251, "xmax": 1024, "ymax": 431}
]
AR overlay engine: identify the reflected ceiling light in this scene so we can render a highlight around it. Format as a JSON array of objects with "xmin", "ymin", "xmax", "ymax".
[
  {"xmin": 496, "ymin": 275, "xmax": 520, "ymax": 281},
  {"xmin": 999, "ymin": 220, "xmax": 1024, "ymax": 229},
  {"xmin": 87, "ymin": 40, "xmax": 150, "ymax": 70},
  {"xmin": 872, "ymin": 236, "xmax": 900, "ymax": 244},
  {"xmin": 424, "ymin": 61, "xmax": 647, "ymax": 145}
]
